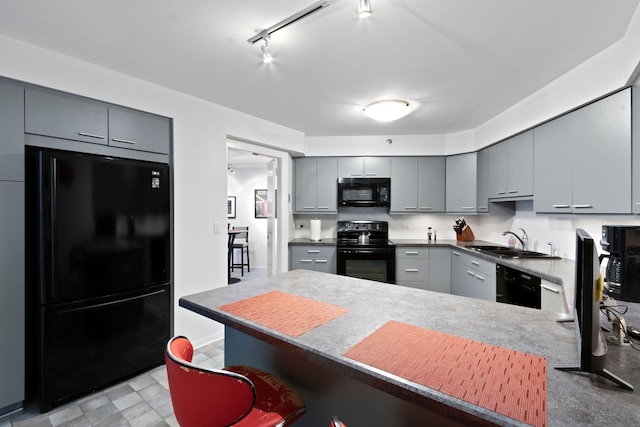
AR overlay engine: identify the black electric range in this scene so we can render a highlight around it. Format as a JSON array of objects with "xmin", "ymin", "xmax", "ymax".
[{"xmin": 336, "ymin": 221, "xmax": 395, "ymax": 284}]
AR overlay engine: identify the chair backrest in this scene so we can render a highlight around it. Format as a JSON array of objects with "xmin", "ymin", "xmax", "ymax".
[
  {"xmin": 165, "ymin": 336, "xmax": 257, "ymax": 427},
  {"xmin": 232, "ymin": 226, "xmax": 249, "ymax": 242}
]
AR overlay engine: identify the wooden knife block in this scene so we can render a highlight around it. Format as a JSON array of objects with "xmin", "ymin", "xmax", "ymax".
[{"xmin": 456, "ymin": 225, "xmax": 475, "ymax": 242}]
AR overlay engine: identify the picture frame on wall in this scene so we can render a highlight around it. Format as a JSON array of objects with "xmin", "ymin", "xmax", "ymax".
[
  {"xmin": 255, "ymin": 189, "xmax": 268, "ymax": 218},
  {"xmin": 227, "ymin": 196, "xmax": 236, "ymax": 219}
]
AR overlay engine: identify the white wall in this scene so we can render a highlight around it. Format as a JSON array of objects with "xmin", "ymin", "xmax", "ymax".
[
  {"xmin": 0, "ymin": 34, "xmax": 304, "ymax": 347},
  {"xmin": 227, "ymin": 166, "xmax": 269, "ymax": 268}
]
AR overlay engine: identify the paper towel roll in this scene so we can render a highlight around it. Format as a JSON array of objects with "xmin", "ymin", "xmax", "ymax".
[{"xmin": 310, "ymin": 219, "xmax": 322, "ymax": 241}]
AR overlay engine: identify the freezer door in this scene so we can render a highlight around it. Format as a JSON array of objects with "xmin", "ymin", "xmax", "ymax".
[{"xmin": 31, "ymin": 284, "xmax": 170, "ymax": 411}]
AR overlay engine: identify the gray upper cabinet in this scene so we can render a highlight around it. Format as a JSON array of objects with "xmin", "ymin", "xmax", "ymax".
[
  {"xmin": 25, "ymin": 87, "xmax": 171, "ymax": 155},
  {"xmin": 476, "ymin": 148, "xmax": 490, "ymax": 213},
  {"xmin": 534, "ymin": 89, "xmax": 631, "ymax": 214},
  {"xmin": 0, "ymin": 81, "xmax": 24, "ymax": 181},
  {"xmin": 633, "ymin": 85, "xmax": 640, "ymax": 213},
  {"xmin": 25, "ymin": 88, "xmax": 109, "ymax": 145},
  {"xmin": 294, "ymin": 157, "xmax": 338, "ymax": 213},
  {"xmin": 446, "ymin": 152, "xmax": 477, "ymax": 213},
  {"xmin": 417, "ymin": 157, "xmax": 446, "ymax": 212},
  {"xmin": 391, "ymin": 157, "xmax": 445, "ymax": 213},
  {"xmin": 338, "ymin": 156, "xmax": 390, "ymax": 177},
  {"xmin": 487, "ymin": 131, "xmax": 534, "ymax": 199},
  {"xmin": 109, "ymin": 107, "xmax": 171, "ymax": 154}
]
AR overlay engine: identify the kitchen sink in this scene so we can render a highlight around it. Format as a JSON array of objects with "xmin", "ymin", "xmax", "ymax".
[{"xmin": 469, "ymin": 245, "xmax": 559, "ymax": 259}]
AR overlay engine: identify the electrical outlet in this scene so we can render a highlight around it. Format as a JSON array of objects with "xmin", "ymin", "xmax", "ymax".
[{"xmin": 214, "ymin": 221, "xmax": 221, "ymax": 234}]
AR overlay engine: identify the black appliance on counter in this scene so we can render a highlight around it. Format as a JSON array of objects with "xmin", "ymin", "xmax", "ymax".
[
  {"xmin": 25, "ymin": 147, "xmax": 171, "ymax": 412},
  {"xmin": 337, "ymin": 178, "xmax": 390, "ymax": 208},
  {"xmin": 496, "ymin": 265, "xmax": 542, "ymax": 309},
  {"xmin": 336, "ymin": 220, "xmax": 395, "ymax": 284},
  {"xmin": 600, "ymin": 225, "xmax": 640, "ymax": 303}
]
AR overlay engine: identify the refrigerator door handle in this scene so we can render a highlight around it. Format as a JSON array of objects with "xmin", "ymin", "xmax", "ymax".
[
  {"xmin": 58, "ymin": 288, "xmax": 167, "ymax": 314},
  {"xmin": 50, "ymin": 157, "xmax": 58, "ymax": 299}
]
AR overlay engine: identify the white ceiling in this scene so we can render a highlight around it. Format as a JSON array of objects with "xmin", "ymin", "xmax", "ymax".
[{"xmin": 1, "ymin": 0, "xmax": 638, "ymax": 136}]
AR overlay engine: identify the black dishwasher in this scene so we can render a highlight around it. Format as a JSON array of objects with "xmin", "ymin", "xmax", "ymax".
[{"xmin": 496, "ymin": 265, "xmax": 541, "ymax": 309}]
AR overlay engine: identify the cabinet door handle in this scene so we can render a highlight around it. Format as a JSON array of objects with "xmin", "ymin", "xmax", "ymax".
[
  {"xmin": 475, "ymin": 275, "xmax": 486, "ymax": 282},
  {"xmin": 507, "ymin": 190, "xmax": 519, "ymax": 194},
  {"xmin": 303, "ymin": 207, "xmax": 315, "ymax": 210},
  {"xmin": 300, "ymin": 259, "xmax": 313, "ymax": 263},
  {"xmin": 418, "ymin": 207, "xmax": 432, "ymax": 211},
  {"xmin": 350, "ymin": 173, "xmax": 363, "ymax": 177},
  {"xmin": 452, "ymin": 251, "xmax": 461, "ymax": 256},
  {"xmin": 307, "ymin": 250, "xmax": 320, "ymax": 254},
  {"xmin": 111, "ymin": 138, "xmax": 137, "ymax": 145},
  {"xmin": 364, "ymin": 173, "xmax": 377, "ymax": 177},
  {"xmin": 477, "ymin": 207, "xmax": 488, "ymax": 211},
  {"xmin": 405, "ymin": 251, "xmax": 419, "ymax": 255},
  {"xmin": 461, "ymin": 206, "xmax": 475, "ymax": 210},
  {"xmin": 471, "ymin": 260, "xmax": 480, "ymax": 267},
  {"xmin": 552, "ymin": 204, "xmax": 571, "ymax": 209},
  {"xmin": 317, "ymin": 207, "xmax": 330, "ymax": 210},
  {"xmin": 405, "ymin": 269, "xmax": 419, "ymax": 272},
  {"xmin": 541, "ymin": 284, "xmax": 560, "ymax": 294},
  {"xmin": 572, "ymin": 204, "xmax": 593, "ymax": 209},
  {"xmin": 316, "ymin": 260, "xmax": 328, "ymax": 263},
  {"xmin": 466, "ymin": 270, "xmax": 475, "ymax": 277},
  {"xmin": 634, "ymin": 202, "xmax": 640, "ymax": 206},
  {"xmin": 78, "ymin": 132, "xmax": 105, "ymax": 140},
  {"xmin": 497, "ymin": 191, "xmax": 507, "ymax": 195},
  {"xmin": 404, "ymin": 207, "xmax": 418, "ymax": 210}
]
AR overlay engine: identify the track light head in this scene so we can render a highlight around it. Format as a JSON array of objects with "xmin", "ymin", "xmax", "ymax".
[
  {"xmin": 358, "ymin": 0, "xmax": 372, "ymax": 18},
  {"xmin": 261, "ymin": 36, "xmax": 273, "ymax": 63}
]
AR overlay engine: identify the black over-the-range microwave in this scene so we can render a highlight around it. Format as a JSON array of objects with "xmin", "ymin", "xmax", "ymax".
[{"xmin": 337, "ymin": 177, "xmax": 391, "ymax": 207}]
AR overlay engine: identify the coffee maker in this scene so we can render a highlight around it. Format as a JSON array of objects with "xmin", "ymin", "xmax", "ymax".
[{"xmin": 600, "ymin": 225, "xmax": 640, "ymax": 303}]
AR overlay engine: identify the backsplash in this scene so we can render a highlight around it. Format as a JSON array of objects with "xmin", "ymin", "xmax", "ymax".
[{"xmin": 293, "ymin": 201, "xmax": 640, "ymax": 260}]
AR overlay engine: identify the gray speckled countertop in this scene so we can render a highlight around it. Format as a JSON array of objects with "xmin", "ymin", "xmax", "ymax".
[{"xmin": 180, "ymin": 269, "xmax": 640, "ymax": 427}]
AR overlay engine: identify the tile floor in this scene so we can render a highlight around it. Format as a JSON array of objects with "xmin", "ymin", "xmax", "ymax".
[
  {"xmin": 1, "ymin": 340, "xmax": 224, "ymax": 427},
  {"xmin": 2, "ymin": 268, "xmax": 267, "ymax": 427}
]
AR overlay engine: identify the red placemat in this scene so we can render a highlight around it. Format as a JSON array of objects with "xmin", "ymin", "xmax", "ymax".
[
  {"xmin": 219, "ymin": 291, "xmax": 349, "ymax": 337},
  {"xmin": 344, "ymin": 320, "xmax": 546, "ymax": 427}
]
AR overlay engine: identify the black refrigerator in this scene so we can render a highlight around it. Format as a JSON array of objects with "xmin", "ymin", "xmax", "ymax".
[{"xmin": 25, "ymin": 146, "xmax": 171, "ymax": 412}]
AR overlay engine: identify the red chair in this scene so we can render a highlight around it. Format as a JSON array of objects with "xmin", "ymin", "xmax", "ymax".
[{"xmin": 165, "ymin": 336, "xmax": 306, "ymax": 427}]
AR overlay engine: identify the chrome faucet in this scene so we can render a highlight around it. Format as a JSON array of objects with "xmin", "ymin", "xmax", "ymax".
[{"xmin": 502, "ymin": 228, "xmax": 528, "ymax": 251}]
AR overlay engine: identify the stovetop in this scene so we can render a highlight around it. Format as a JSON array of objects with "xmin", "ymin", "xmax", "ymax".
[{"xmin": 336, "ymin": 220, "xmax": 391, "ymax": 247}]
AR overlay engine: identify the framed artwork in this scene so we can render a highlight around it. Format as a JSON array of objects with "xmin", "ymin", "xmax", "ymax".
[
  {"xmin": 255, "ymin": 189, "xmax": 268, "ymax": 218},
  {"xmin": 227, "ymin": 196, "xmax": 236, "ymax": 219}
]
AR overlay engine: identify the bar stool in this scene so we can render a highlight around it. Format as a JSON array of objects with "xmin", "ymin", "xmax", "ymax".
[{"xmin": 231, "ymin": 226, "xmax": 250, "ymax": 276}]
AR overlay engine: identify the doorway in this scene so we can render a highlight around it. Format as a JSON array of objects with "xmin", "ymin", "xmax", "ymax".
[{"xmin": 226, "ymin": 140, "xmax": 292, "ymax": 276}]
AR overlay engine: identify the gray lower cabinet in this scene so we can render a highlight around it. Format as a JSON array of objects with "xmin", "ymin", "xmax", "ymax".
[
  {"xmin": 290, "ymin": 245, "xmax": 336, "ymax": 274},
  {"xmin": 540, "ymin": 279, "xmax": 568, "ymax": 314},
  {"xmin": 294, "ymin": 157, "xmax": 338, "ymax": 213},
  {"xmin": 534, "ymin": 88, "xmax": 631, "ymax": 213},
  {"xmin": 390, "ymin": 157, "xmax": 445, "ymax": 213},
  {"xmin": 25, "ymin": 88, "xmax": 109, "ymax": 145},
  {"xmin": 0, "ymin": 81, "xmax": 24, "ymax": 181},
  {"xmin": 396, "ymin": 246, "xmax": 451, "ymax": 293},
  {"xmin": 445, "ymin": 153, "xmax": 478, "ymax": 213},
  {"xmin": 450, "ymin": 250, "xmax": 496, "ymax": 301},
  {"xmin": 338, "ymin": 157, "xmax": 390, "ymax": 178},
  {"xmin": 0, "ymin": 181, "xmax": 24, "ymax": 414},
  {"xmin": 487, "ymin": 130, "xmax": 534, "ymax": 199}
]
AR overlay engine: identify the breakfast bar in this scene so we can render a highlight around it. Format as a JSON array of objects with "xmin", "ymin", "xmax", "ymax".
[{"xmin": 179, "ymin": 269, "xmax": 640, "ymax": 427}]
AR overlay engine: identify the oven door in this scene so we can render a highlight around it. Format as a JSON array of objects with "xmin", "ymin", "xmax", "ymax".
[{"xmin": 337, "ymin": 246, "xmax": 395, "ymax": 284}]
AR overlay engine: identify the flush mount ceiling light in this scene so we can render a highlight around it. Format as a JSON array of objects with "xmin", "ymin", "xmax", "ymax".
[
  {"xmin": 358, "ymin": 0, "xmax": 372, "ymax": 18},
  {"xmin": 363, "ymin": 99, "xmax": 412, "ymax": 122}
]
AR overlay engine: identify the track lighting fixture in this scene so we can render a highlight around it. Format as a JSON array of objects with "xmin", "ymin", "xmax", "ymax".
[
  {"xmin": 358, "ymin": 0, "xmax": 372, "ymax": 18},
  {"xmin": 261, "ymin": 36, "xmax": 273, "ymax": 63},
  {"xmin": 363, "ymin": 99, "xmax": 412, "ymax": 122}
]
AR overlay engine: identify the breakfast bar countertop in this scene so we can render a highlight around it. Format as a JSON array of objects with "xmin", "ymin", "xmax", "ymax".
[{"xmin": 180, "ymin": 269, "xmax": 640, "ymax": 427}]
